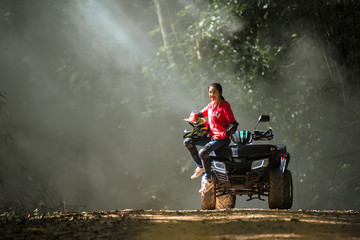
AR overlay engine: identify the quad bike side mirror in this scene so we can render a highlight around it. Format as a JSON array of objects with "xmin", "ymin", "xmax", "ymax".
[
  {"xmin": 259, "ymin": 115, "xmax": 270, "ymax": 122},
  {"xmin": 254, "ymin": 115, "xmax": 270, "ymax": 130}
]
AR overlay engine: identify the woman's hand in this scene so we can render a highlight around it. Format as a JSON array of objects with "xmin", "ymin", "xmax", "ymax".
[
  {"xmin": 189, "ymin": 111, "xmax": 198, "ymax": 124},
  {"xmin": 211, "ymin": 135, "xmax": 219, "ymax": 140}
]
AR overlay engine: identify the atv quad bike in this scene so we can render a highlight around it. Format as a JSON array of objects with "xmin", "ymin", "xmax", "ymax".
[{"xmin": 186, "ymin": 115, "xmax": 293, "ymax": 210}]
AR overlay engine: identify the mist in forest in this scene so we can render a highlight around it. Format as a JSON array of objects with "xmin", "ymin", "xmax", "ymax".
[
  {"xmin": 0, "ymin": 0, "xmax": 359, "ymax": 213},
  {"xmin": 0, "ymin": 0, "xmax": 196, "ymax": 212}
]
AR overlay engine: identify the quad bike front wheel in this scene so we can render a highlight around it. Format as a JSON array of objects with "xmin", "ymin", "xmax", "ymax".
[
  {"xmin": 201, "ymin": 186, "xmax": 216, "ymax": 210},
  {"xmin": 268, "ymin": 168, "xmax": 293, "ymax": 209},
  {"xmin": 216, "ymin": 194, "xmax": 236, "ymax": 209}
]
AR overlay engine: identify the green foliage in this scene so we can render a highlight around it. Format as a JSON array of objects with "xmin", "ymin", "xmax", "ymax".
[
  {"xmin": 0, "ymin": 211, "xmax": 18, "ymax": 222},
  {"xmin": 33, "ymin": 208, "xmax": 39, "ymax": 217},
  {"xmin": 145, "ymin": 0, "xmax": 360, "ymax": 210}
]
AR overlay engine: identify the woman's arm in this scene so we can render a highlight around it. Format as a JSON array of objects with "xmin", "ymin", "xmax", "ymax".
[
  {"xmin": 226, "ymin": 122, "xmax": 238, "ymax": 136},
  {"xmin": 216, "ymin": 101, "xmax": 238, "ymax": 139}
]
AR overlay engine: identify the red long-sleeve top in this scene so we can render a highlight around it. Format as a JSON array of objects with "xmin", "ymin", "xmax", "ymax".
[{"xmin": 201, "ymin": 100, "xmax": 236, "ymax": 140}]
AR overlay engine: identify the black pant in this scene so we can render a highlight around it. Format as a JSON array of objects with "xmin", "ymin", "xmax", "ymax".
[{"xmin": 183, "ymin": 137, "xmax": 230, "ymax": 179}]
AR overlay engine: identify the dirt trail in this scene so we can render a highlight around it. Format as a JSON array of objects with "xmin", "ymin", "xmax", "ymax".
[{"xmin": 1, "ymin": 209, "xmax": 359, "ymax": 239}]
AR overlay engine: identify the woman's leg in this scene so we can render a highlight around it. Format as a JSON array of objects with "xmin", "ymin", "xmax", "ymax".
[
  {"xmin": 199, "ymin": 138, "xmax": 231, "ymax": 180},
  {"xmin": 183, "ymin": 137, "xmax": 202, "ymax": 167},
  {"xmin": 183, "ymin": 137, "xmax": 211, "ymax": 166}
]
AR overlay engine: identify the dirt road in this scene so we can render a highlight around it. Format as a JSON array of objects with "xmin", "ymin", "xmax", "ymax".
[{"xmin": 1, "ymin": 209, "xmax": 359, "ymax": 239}]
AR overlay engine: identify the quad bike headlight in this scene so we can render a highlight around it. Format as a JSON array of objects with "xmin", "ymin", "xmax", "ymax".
[
  {"xmin": 251, "ymin": 158, "xmax": 269, "ymax": 170},
  {"xmin": 212, "ymin": 161, "xmax": 226, "ymax": 172}
]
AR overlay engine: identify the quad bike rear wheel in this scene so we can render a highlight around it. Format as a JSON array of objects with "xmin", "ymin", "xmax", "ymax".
[{"xmin": 216, "ymin": 194, "xmax": 236, "ymax": 209}]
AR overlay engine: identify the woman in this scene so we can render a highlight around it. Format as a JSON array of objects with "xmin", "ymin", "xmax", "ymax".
[{"xmin": 183, "ymin": 83, "xmax": 238, "ymax": 193}]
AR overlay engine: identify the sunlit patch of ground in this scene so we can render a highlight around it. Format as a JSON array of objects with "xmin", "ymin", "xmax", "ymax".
[{"xmin": 1, "ymin": 209, "xmax": 359, "ymax": 239}]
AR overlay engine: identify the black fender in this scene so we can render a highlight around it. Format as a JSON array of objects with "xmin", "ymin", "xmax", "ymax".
[
  {"xmin": 280, "ymin": 152, "xmax": 291, "ymax": 173},
  {"xmin": 272, "ymin": 151, "xmax": 290, "ymax": 173}
]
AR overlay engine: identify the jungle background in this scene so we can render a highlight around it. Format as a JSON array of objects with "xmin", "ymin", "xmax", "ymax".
[{"xmin": 0, "ymin": 0, "xmax": 359, "ymax": 215}]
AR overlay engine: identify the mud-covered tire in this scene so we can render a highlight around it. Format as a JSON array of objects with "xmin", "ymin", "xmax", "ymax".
[
  {"xmin": 201, "ymin": 186, "xmax": 216, "ymax": 210},
  {"xmin": 216, "ymin": 194, "xmax": 236, "ymax": 209},
  {"xmin": 283, "ymin": 170, "xmax": 293, "ymax": 209},
  {"xmin": 268, "ymin": 168, "xmax": 293, "ymax": 209},
  {"xmin": 268, "ymin": 168, "xmax": 281, "ymax": 209}
]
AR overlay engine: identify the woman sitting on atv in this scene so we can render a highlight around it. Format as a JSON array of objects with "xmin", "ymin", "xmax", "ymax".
[{"xmin": 184, "ymin": 83, "xmax": 238, "ymax": 193}]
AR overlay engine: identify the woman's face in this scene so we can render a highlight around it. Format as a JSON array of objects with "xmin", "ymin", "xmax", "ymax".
[{"xmin": 209, "ymin": 86, "xmax": 221, "ymax": 103}]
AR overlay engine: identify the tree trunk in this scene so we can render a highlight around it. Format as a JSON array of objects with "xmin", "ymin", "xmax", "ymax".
[{"xmin": 153, "ymin": 0, "xmax": 174, "ymax": 65}]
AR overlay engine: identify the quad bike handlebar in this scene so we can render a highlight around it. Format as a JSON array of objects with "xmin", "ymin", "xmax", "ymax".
[
  {"xmin": 252, "ymin": 114, "xmax": 273, "ymax": 141},
  {"xmin": 253, "ymin": 129, "xmax": 273, "ymax": 141},
  {"xmin": 183, "ymin": 114, "xmax": 274, "ymax": 143}
]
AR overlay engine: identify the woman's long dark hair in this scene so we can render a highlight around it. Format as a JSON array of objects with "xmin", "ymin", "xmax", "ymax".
[{"xmin": 209, "ymin": 83, "xmax": 225, "ymax": 100}]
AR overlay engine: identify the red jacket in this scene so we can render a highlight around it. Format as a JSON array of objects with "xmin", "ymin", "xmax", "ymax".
[{"xmin": 201, "ymin": 100, "xmax": 236, "ymax": 140}]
